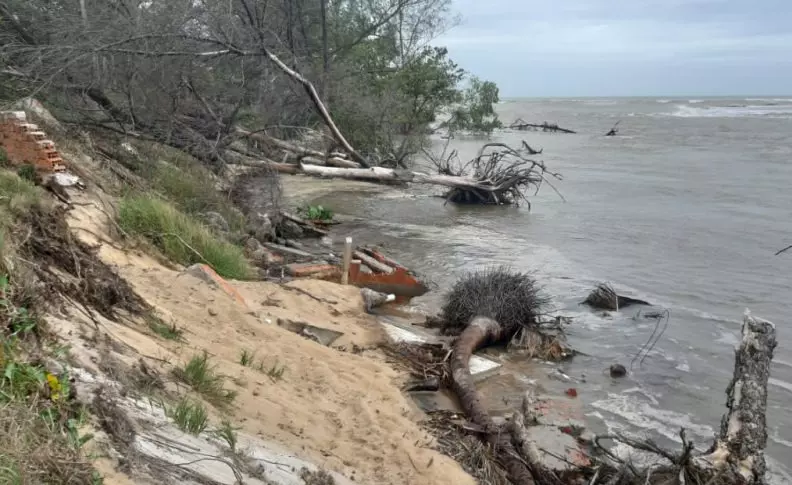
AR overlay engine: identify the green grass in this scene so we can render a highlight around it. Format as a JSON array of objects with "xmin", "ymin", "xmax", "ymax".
[
  {"xmin": 117, "ymin": 195, "xmax": 251, "ymax": 280},
  {"xmin": 172, "ymin": 352, "xmax": 237, "ymax": 407},
  {"xmin": 167, "ymin": 398, "xmax": 209, "ymax": 435},
  {"xmin": 211, "ymin": 419, "xmax": 240, "ymax": 453},
  {"xmin": 127, "ymin": 143, "xmax": 246, "ymax": 233},
  {"xmin": 239, "ymin": 349, "xmax": 255, "ymax": 367},
  {"xmin": 263, "ymin": 361, "xmax": 286, "ymax": 382},
  {"xmin": 147, "ymin": 314, "xmax": 184, "ymax": 341},
  {"xmin": 0, "ymin": 170, "xmax": 42, "ymax": 214}
]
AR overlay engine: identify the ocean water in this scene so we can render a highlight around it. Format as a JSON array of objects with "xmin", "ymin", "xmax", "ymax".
[{"xmin": 314, "ymin": 97, "xmax": 792, "ymax": 482}]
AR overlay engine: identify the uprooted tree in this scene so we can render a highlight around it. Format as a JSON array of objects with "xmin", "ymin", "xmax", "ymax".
[
  {"xmin": 436, "ymin": 267, "xmax": 777, "ymax": 485},
  {"xmin": 293, "ymin": 141, "xmax": 563, "ymax": 206}
]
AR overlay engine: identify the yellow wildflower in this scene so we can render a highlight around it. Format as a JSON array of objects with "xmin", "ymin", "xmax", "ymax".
[{"xmin": 46, "ymin": 373, "xmax": 62, "ymax": 401}]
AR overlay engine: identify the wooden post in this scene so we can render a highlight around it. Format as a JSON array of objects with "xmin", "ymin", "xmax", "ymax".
[{"xmin": 341, "ymin": 237, "xmax": 353, "ymax": 285}]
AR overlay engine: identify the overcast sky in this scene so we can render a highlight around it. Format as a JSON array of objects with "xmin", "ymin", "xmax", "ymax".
[{"xmin": 436, "ymin": 0, "xmax": 792, "ymax": 97}]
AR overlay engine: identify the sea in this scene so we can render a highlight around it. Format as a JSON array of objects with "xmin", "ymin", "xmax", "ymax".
[{"xmin": 313, "ymin": 97, "xmax": 792, "ymax": 482}]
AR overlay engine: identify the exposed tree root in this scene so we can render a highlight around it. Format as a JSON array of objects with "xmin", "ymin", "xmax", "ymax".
[
  {"xmin": 582, "ymin": 283, "xmax": 650, "ymax": 311},
  {"xmin": 19, "ymin": 205, "xmax": 150, "ymax": 321}
]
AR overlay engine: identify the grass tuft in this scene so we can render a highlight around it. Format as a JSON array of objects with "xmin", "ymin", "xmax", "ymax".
[
  {"xmin": 265, "ymin": 361, "xmax": 286, "ymax": 382},
  {"xmin": 239, "ymin": 349, "xmax": 255, "ymax": 367},
  {"xmin": 211, "ymin": 419, "xmax": 241, "ymax": 454},
  {"xmin": 167, "ymin": 398, "xmax": 209, "ymax": 435},
  {"xmin": 173, "ymin": 352, "xmax": 237, "ymax": 406},
  {"xmin": 147, "ymin": 314, "xmax": 183, "ymax": 341},
  {"xmin": 117, "ymin": 194, "xmax": 251, "ymax": 279}
]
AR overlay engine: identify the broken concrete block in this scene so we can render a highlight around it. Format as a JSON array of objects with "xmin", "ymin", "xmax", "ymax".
[
  {"xmin": 360, "ymin": 288, "xmax": 395, "ymax": 313},
  {"xmin": 276, "ymin": 318, "xmax": 344, "ymax": 347}
]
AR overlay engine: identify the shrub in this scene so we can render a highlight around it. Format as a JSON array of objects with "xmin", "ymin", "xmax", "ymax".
[
  {"xmin": 118, "ymin": 195, "xmax": 251, "ymax": 280},
  {"xmin": 297, "ymin": 205, "xmax": 333, "ymax": 221}
]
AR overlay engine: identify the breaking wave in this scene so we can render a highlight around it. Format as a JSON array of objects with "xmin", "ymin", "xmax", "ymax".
[{"xmin": 665, "ymin": 104, "xmax": 792, "ymax": 119}]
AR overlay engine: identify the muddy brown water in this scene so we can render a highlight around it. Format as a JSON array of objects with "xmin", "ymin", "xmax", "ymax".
[{"xmin": 307, "ymin": 97, "xmax": 792, "ymax": 483}]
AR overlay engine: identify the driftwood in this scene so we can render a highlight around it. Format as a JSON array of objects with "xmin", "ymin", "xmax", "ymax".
[
  {"xmin": 521, "ymin": 141, "xmax": 543, "ymax": 155},
  {"xmin": 509, "ymin": 118, "xmax": 576, "ymax": 134}
]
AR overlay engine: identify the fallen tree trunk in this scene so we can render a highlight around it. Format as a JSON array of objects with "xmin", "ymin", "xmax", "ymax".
[
  {"xmin": 508, "ymin": 119, "xmax": 576, "ymax": 134},
  {"xmin": 245, "ymin": 48, "xmax": 370, "ymax": 168},
  {"xmin": 231, "ymin": 157, "xmax": 301, "ymax": 174},
  {"xmin": 299, "ymin": 163, "xmax": 530, "ymax": 191},
  {"xmin": 450, "ymin": 317, "xmax": 535, "ymax": 485},
  {"xmin": 301, "ymin": 155, "xmax": 360, "ymax": 169}
]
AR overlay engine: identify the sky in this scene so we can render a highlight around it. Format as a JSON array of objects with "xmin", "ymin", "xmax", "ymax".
[{"xmin": 435, "ymin": 0, "xmax": 792, "ymax": 97}]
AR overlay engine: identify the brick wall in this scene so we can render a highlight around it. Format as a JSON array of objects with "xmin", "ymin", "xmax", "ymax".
[{"xmin": 0, "ymin": 111, "xmax": 66, "ymax": 172}]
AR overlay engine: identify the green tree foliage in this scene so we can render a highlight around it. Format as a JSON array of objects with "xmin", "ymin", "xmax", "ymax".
[
  {"xmin": 0, "ymin": 0, "xmax": 502, "ymax": 165},
  {"xmin": 447, "ymin": 77, "xmax": 503, "ymax": 135}
]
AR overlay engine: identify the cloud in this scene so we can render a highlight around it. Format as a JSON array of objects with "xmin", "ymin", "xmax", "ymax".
[{"xmin": 435, "ymin": 0, "xmax": 792, "ymax": 95}]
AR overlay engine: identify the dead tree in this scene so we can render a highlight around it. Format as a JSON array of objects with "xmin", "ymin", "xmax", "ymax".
[
  {"xmin": 440, "ymin": 267, "xmax": 551, "ymax": 485},
  {"xmin": 509, "ymin": 118, "xmax": 576, "ymax": 134}
]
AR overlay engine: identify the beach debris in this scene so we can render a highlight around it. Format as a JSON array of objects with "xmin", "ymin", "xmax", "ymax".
[
  {"xmin": 775, "ymin": 244, "xmax": 792, "ymax": 255},
  {"xmin": 360, "ymin": 288, "xmax": 395, "ymax": 313},
  {"xmin": 404, "ymin": 377, "xmax": 440, "ymax": 393},
  {"xmin": 347, "ymin": 249, "xmax": 429, "ymax": 300},
  {"xmin": 437, "ymin": 264, "xmax": 777, "ymax": 485},
  {"xmin": 605, "ymin": 120, "xmax": 621, "ymax": 136},
  {"xmin": 609, "ymin": 363, "xmax": 627, "ymax": 378},
  {"xmin": 520, "ymin": 141, "xmax": 543, "ymax": 155},
  {"xmin": 276, "ymin": 318, "xmax": 343, "ymax": 347},
  {"xmin": 508, "ymin": 118, "xmax": 577, "ymax": 134},
  {"xmin": 181, "ymin": 264, "xmax": 248, "ymax": 308},
  {"xmin": 582, "ymin": 282, "xmax": 650, "ymax": 311}
]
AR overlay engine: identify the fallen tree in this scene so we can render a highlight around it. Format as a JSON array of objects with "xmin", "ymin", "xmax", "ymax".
[
  {"xmin": 508, "ymin": 118, "xmax": 576, "ymax": 134},
  {"xmin": 439, "ymin": 266, "xmax": 779, "ymax": 485},
  {"xmin": 296, "ymin": 142, "xmax": 563, "ymax": 206},
  {"xmin": 441, "ymin": 267, "xmax": 551, "ymax": 485}
]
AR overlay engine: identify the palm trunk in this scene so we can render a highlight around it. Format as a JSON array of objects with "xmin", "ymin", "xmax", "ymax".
[{"xmin": 450, "ymin": 316, "xmax": 535, "ymax": 485}]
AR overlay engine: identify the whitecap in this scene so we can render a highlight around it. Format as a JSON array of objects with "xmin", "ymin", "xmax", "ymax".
[
  {"xmin": 663, "ymin": 104, "xmax": 792, "ymax": 118},
  {"xmin": 591, "ymin": 392, "xmax": 714, "ymax": 443}
]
